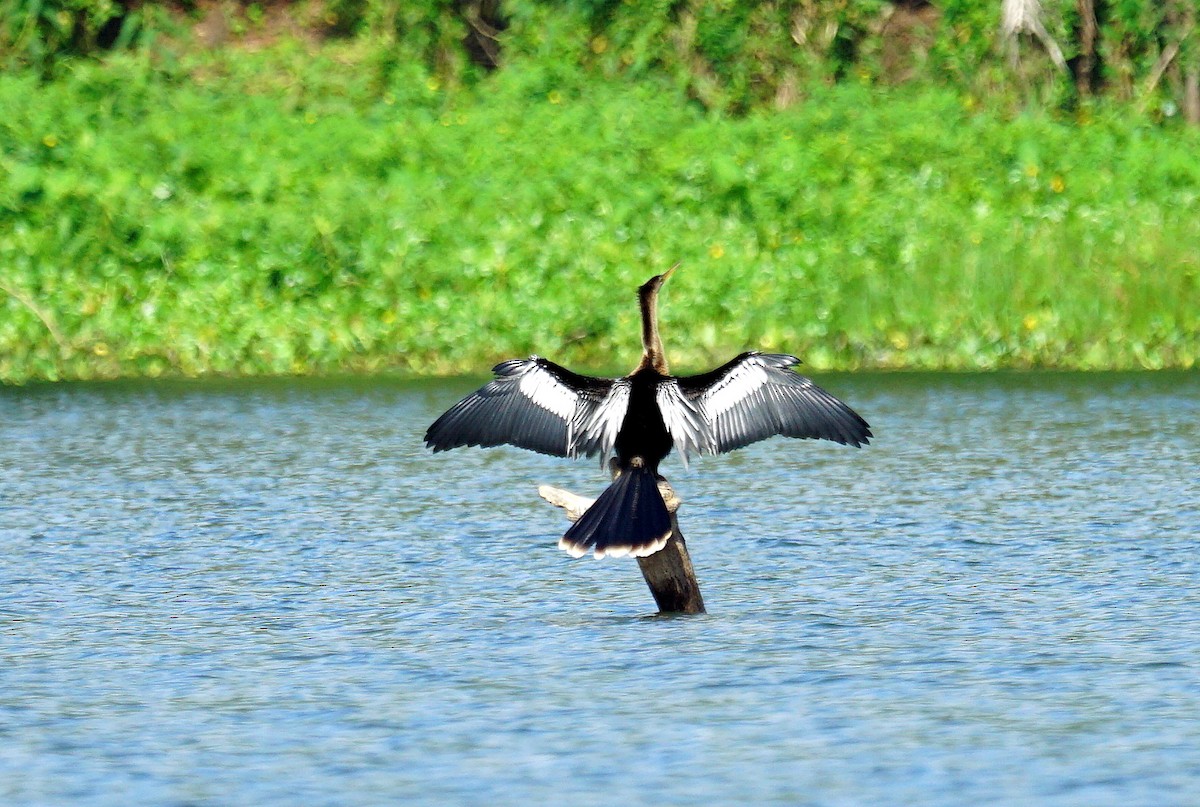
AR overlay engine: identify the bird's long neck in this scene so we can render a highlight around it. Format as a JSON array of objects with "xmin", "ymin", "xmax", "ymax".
[{"xmin": 636, "ymin": 286, "xmax": 669, "ymax": 374}]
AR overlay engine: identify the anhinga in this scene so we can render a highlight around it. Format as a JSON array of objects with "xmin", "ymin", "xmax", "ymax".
[{"xmin": 425, "ymin": 266, "xmax": 871, "ymax": 558}]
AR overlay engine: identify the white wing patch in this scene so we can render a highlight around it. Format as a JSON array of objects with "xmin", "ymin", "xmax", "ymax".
[
  {"xmin": 517, "ymin": 361, "xmax": 578, "ymax": 420},
  {"xmin": 703, "ymin": 358, "xmax": 770, "ymax": 418},
  {"xmin": 656, "ymin": 381, "xmax": 712, "ymax": 465},
  {"xmin": 426, "ymin": 356, "xmax": 632, "ymax": 459},
  {"xmin": 571, "ymin": 380, "xmax": 630, "ymax": 460},
  {"xmin": 673, "ymin": 352, "xmax": 872, "ymax": 453}
]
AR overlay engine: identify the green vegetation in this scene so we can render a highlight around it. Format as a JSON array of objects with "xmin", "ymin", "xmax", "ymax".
[
  {"xmin": 2, "ymin": 3, "xmax": 1199, "ymax": 382},
  {"xmin": 6, "ymin": 1, "xmax": 1200, "ymax": 118}
]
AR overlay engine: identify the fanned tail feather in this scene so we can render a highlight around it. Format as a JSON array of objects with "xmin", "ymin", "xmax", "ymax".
[{"xmin": 559, "ymin": 465, "xmax": 673, "ymax": 559}]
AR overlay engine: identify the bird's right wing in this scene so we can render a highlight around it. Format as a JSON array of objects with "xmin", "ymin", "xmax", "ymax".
[
  {"xmin": 666, "ymin": 351, "xmax": 872, "ymax": 456},
  {"xmin": 424, "ymin": 356, "xmax": 631, "ymax": 460}
]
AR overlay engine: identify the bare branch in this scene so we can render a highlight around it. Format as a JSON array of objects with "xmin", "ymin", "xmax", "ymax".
[
  {"xmin": 1139, "ymin": 21, "xmax": 1198, "ymax": 112},
  {"xmin": 1001, "ymin": 0, "xmax": 1068, "ymax": 72}
]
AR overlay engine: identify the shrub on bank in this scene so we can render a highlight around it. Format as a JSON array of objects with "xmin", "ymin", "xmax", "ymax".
[{"xmin": 1, "ymin": 46, "xmax": 1197, "ymax": 382}]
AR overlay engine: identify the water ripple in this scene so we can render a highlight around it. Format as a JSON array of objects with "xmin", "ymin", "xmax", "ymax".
[{"xmin": 1, "ymin": 372, "xmax": 1198, "ymax": 805}]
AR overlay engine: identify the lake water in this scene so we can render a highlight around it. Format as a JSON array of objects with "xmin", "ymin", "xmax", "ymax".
[{"xmin": 2, "ymin": 372, "xmax": 1198, "ymax": 805}]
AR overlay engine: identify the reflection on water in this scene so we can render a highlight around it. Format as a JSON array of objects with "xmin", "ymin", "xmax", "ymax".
[{"xmin": 2, "ymin": 372, "xmax": 1198, "ymax": 805}]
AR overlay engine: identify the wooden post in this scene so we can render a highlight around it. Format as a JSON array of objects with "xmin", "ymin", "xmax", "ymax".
[
  {"xmin": 636, "ymin": 503, "xmax": 706, "ymax": 614},
  {"xmin": 538, "ymin": 476, "xmax": 706, "ymax": 614}
]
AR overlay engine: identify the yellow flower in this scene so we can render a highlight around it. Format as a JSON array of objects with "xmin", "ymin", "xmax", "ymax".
[
  {"xmin": 93, "ymin": 343, "xmax": 110, "ymax": 357},
  {"xmin": 1050, "ymin": 176, "xmax": 1065, "ymax": 193},
  {"xmin": 43, "ymin": 134, "xmax": 58, "ymax": 148},
  {"xmin": 709, "ymin": 244, "xmax": 725, "ymax": 259},
  {"xmin": 590, "ymin": 36, "xmax": 608, "ymax": 54},
  {"xmin": 1023, "ymin": 314, "xmax": 1039, "ymax": 331},
  {"xmin": 548, "ymin": 90, "xmax": 563, "ymax": 105},
  {"xmin": 1024, "ymin": 164, "xmax": 1039, "ymax": 179}
]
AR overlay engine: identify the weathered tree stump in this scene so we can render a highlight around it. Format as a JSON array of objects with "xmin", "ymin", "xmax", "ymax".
[{"xmin": 538, "ymin": 474, "xmax": 706, "ymax": 614}]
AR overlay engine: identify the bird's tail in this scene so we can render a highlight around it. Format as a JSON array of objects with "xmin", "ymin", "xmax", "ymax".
[{"xmin": 559, "ymin": 464, "xmax": 673, "ymax": 559}]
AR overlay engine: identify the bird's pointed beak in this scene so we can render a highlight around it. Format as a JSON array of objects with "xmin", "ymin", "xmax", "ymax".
[{"xmin": 661, "ymin": 262, "xmax": 680, "ymax": 283}]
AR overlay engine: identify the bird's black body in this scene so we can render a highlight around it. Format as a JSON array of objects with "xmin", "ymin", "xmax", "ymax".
[
  {"xmin": 613, "ymin": 367, "xmax": 673, "ymax": 474},
  {"xmin": 558, "ymin": 365, "xmax": 677, "ymax": 557},
  {"xmin": 425, "ymin": 266, "xmax": 872, "ymax": 558}
]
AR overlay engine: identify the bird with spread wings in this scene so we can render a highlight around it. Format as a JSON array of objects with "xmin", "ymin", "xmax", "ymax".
[{"xmin": 426, "ymin": 267, "xmax": 871, "ymax": 558}]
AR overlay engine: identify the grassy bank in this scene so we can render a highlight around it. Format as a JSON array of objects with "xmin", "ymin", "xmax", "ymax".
[{"xmin": 2, "ymin": 47, "xmax": 1198, "ymax": 383}]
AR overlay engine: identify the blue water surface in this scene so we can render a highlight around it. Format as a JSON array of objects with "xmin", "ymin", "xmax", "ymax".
[{"xmin": 2, "ymin": 372, "xmax": 1198, "ymax": 805}]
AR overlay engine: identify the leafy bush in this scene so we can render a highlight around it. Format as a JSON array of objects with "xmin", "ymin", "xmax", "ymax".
[
  {"xmin": 0, "ymin": 0, "xmax": 176, "ymax": 74},
  {"xmin": 6, "ymin": 2, "xmax": 1200, "ymax": 117},
  {"xmin": 1, "ymin": 47, "xmax": 1197, "ymax": 382}
]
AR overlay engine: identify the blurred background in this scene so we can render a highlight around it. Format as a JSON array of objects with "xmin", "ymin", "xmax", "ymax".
[{"xmin": 2, "ymin": 0, "xmax": 1198, "ymax": 383}]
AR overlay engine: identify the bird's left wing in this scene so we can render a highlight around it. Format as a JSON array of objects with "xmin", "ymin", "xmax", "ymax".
[
  {"xmin": 666, "ymin": 352, "xmax": 872, "ymax": 456},
  {"xmin": 424, "ymin": 356, "xmax": 630, "ymax": 460}
]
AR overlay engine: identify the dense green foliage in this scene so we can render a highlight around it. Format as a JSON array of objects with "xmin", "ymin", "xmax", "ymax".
[
  {"xmin": 4, "ymin": 1, "xmax": 1200, "ymax": 116},
  {"xmin": 2, "ymin": 44, "xmax": 1197, "ymax": 382},
  {"xmin": 0, "ymin": 0, "xmax": 172, "ymax": 75}
]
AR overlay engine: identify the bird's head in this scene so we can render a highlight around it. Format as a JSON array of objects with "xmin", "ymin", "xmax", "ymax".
[{"xmin": 639, "ymin": 262, "xmax": 678, "ymax": 298}]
